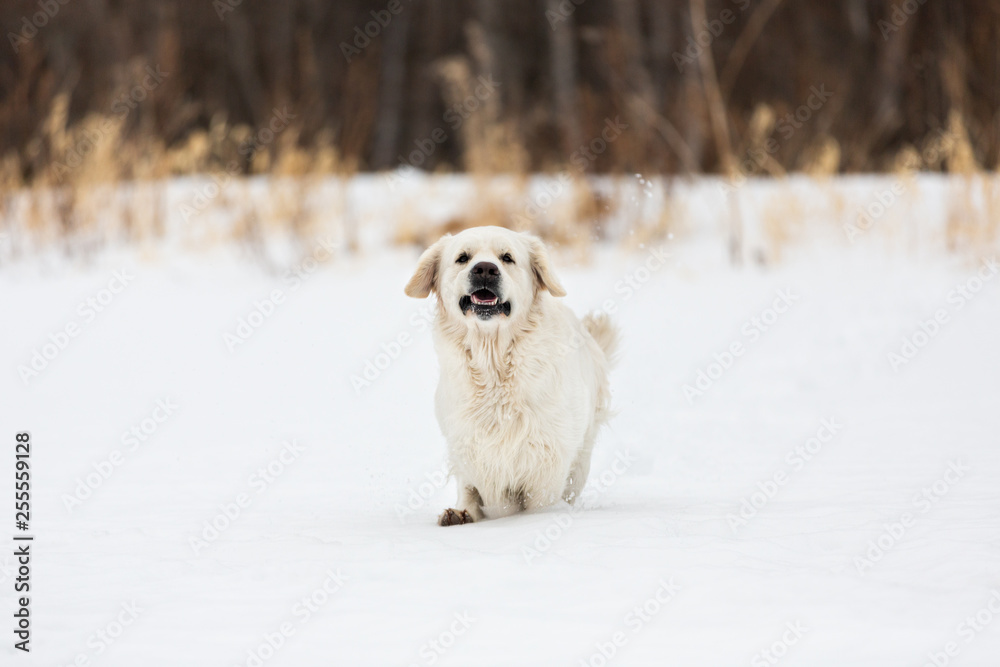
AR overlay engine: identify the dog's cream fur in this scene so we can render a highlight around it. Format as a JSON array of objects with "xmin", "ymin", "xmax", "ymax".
[{"xmin": 405, "ymin": 226, "xmax": 618, "ymax": 525}]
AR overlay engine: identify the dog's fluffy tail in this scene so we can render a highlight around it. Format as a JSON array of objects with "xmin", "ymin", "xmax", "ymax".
[{"xmin": 582, "ymin": 312, "xmax": 620, "ymax": 367}]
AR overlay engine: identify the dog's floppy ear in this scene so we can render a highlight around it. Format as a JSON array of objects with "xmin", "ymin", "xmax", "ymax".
[
  {"xmin": 405, "ymin": 236, "xmax": 447, "ymax": 298},
  {"xmin": 527, "ymin": 235, "xmax": 567, "ymax": 297}
]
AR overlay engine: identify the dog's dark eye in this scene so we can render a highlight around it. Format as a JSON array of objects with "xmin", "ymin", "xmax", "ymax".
[
  {"xmin": 456, "ymin": 253, "xmax": 470, "ymax": 264},
  {"xmin": 501, "ymin": 253, "xmax": 514, "ymax": 264}
]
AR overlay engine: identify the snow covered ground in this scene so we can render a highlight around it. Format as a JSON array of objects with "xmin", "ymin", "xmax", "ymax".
[{"xmin": 2, "ymin": 214, "xmax": 1000, "ymax": 665}]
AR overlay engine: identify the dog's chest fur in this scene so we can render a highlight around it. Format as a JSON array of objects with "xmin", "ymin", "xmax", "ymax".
[{"xmin": 439, "ymin": 330, "xmax": 568, "ymax": 489}]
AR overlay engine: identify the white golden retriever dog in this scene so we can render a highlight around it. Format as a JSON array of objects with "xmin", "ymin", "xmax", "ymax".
[{"xmin": 405, "ymin": 226, "xmax": 618, "ymax": 525}]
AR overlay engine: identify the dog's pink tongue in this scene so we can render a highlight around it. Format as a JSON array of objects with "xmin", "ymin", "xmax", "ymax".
[{"xmin": 472, "ymin": 290, "xmax": 497, "ymax": 305}]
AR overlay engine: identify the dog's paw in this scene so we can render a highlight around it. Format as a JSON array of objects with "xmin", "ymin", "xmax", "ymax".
[{"xmin": 438, "ymin": 509, "xmax": 474, "ymax": 526}]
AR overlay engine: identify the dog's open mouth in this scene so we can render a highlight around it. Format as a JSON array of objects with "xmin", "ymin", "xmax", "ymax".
[
  {"xmin": 471, "ymin": 289, "xmax": 498, "ymax": 306},
  {"xmin": 460, "ymin": 289, "xmax": 511, "ymax": 319}
]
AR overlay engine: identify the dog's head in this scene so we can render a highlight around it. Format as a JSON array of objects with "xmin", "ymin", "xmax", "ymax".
[{"xmin": 404, "ymin": 226, "xmax": 566, "ymax": 328}]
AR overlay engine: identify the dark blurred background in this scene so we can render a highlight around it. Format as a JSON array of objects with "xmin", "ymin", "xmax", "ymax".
[{"xmin": 1, "ymin": 0, "xmax": 997, "ymax": 186}]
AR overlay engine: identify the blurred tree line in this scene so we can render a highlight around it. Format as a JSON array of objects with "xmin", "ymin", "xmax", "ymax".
[{"xmin": 0, "ymin": 0, "xmax": 997, "ymax": 184}]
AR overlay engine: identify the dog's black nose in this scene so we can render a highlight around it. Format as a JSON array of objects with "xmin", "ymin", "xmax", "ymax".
[{"xmin": 471, "ymin": 261, "xmax": 500, "ymax": 277}]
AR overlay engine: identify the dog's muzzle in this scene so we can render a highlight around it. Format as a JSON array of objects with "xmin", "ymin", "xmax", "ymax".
[{"xmin": 460, "ymin": 262, "xmax": 511, "ymax": 320}]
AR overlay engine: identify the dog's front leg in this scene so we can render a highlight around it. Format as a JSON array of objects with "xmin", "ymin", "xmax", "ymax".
[
  {"xmin": 523, "ymin": 476, "xmax": 571, "ymax": 512},
  {"xmin": 438, "ymin": 483, "xmax": 484, "ymax": 526}
]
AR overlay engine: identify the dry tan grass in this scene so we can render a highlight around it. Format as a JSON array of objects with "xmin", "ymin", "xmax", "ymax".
[
  {"xmin": 0, "ymin": 85, "xmax": 996, "ymax": 263},
  {"xmin": 436, "ymin": 57, "xmax": 529, "ymax": 175},
  {"xmin": 0, "ymin": 88, "xmax": 365, "ymax": 253},
  {"xmin": 940, "ymin": 113, "xmax": 998, "ymax": 253}
]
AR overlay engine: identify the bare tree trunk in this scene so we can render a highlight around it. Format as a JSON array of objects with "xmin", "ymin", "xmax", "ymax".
[
  {"xmin": 612, "ymin": 0, "xmax": 652, "ymax": 167},
  {"xmin": 647, "ymin": 0, "xmax": 673, "ymax": 109},
  {"xmin": 850, "ymin": 0, "xmax": 914, "ymax": 170},
  {"xmin": 372, "ymin": 9, "xmax": 411, "ymax": 168},
  {"xmin": 471, "ymin": 0, "xmax": 502, "ymax": 126},
  {"xmin": 266, "ymin": 0, "xmax": 295, "ymax": 112},
  {"xmin": 718, "ymin": 0, "xmax": 786, "ymax": 100},
  {"xmin": 678, "ymin": 4, "xmax": 706, "ymax": 171},
  {"xmin": 225, "ymin": 12, "xmax": 267, "ymax": 129},
  {"xmin": 547, "ymin": 0, "xmax": 581, "ymax": 155},
  {"xmin": 689, "ymin": 0, "xmax": 743, "ymax": 265}
]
